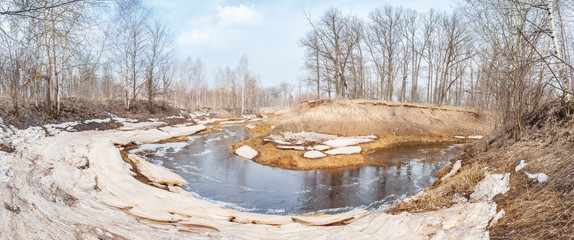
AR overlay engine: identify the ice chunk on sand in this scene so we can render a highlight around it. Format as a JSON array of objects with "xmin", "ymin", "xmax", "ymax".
[
  {"xmin": 515, "ymin": 160, "xmax": 527, "ymax": 172},
  {"xmin": 312, "ymin": 145, "xmax": 331, "ymax": 151},
  {"xmin": 304, "ymin": 151, "xmax": 327, "ymax": 159},
  {"xmin": 235, "ymin": 145, "xmax": 258, "ymax": 160},
  {"xmin": 323, "ymin": 137, "xmax": 374, "ymax": 148},
  {"xmin": 525, "ymin": 171, "xmax": 548, "ymax": 183},
  {"xmin": 128, "ymin": 154, "xmax": 188, "ymax": 185},
  {"xmin": 325, "ymin": 146, "xmax": 362, "ymax": 155}
]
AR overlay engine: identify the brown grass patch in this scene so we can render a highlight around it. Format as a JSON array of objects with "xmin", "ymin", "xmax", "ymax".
[
  {"xmin": 388, "ymin": 160, "xmax": 486, "ymax": 213},
  {"xmin": 155, "ymin": 136, "xmax": 190, "ymax": 144},
  {"xmin": 234, "ymin": 131, "xmax": 471, "ymax": 170},
  {"xmin": 388, "ymin": 101, "xmax": 573, "ymax": 239}
]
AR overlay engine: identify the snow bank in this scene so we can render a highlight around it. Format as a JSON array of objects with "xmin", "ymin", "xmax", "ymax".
[
  {"xmin": 0, "ymin": 153, "xmax": 11, "ymax": 183},
  {"xmin": 0, "ymin": 121, "xmax": 508, "ymax": 239},
  {"xmin": 128, "ymin": 154, "xmax": 189, "ymax": 185}
]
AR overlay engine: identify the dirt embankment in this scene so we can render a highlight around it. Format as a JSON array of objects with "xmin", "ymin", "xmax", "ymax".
[
  {"xmin": 0, "ymin": 97, "xmax": 244, "ymax": 131},
  {"xmin": 237, "ymin": 99, "xmax": 492, "ymax": 170},
  {"xmin": 390, "ymin": 100, "xmax": 574, "ymax": 239}
]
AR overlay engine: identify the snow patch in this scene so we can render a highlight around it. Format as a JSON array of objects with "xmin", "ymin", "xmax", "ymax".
[
  {"xmin": 304, "ymin": 151, "xmax": 327, "ymax": 159},
  {"xmin": 235, "ymin": 145, "xmax": 258, "ymax": 159},
  {"xmin": 311, "ymin": 145, "xmax": 330, "ymax": 151},
  {"xmin": 488, "ymin": 209, "xmax": 505, "ymax": 228},
  {"xmin": 441, "ymin": 160, "xmax": 462, "ymax": 181},
  {"xmin": 131, "ymin": 141, "xmax": 190, "ymax": 157},
  {"xmin": 470, "ymin": 173, "xmax": 510, "ymax": 202},
  {"xmin": 468, "ymin": 135, "xmax": 483, "ymax": 139},
  {"xmin": 515, "ymin": 160, "xmax": 527, "ymax": 172},
  {"xmin": 106, "ymin": 111, "xmax": 137, "ymax": 123},
  {"xmin": 525, "ymin": 171, "xmax": 548, "ymax": 183},
  {"xmin": 84, "ymin": 118, "xmax": 112, "ymax": 124},
  {"xmin": 325, "ymin": 146, "xmax": 362, "ymax": 155},
  {"xmin": 323, "ymin": 137, "xmax": 374, "ymax": 148}
]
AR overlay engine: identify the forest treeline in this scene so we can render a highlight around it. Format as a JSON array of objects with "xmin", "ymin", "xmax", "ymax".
[
  {"xmin": 300, "ymin": 0, "xmax": 574, "ymax": 138},
  {"xmin": 1, "ymin": 0, "xmax": 573, "ymax": 136},
  {"xmin": 0, "ymin": 0, "xmax": 285, "ymax": 117}
]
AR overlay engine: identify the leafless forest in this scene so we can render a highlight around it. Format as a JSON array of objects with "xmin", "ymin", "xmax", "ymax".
[{"xmin": 1, "ymin": 0, "xmax": 573, "ymax": 134}]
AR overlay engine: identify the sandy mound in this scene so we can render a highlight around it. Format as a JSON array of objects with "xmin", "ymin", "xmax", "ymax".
[
  {"xmin": 237, "ymin": 100, "xmax": 492, "ymax": 170},
  {"xmin": 273, "ymin": 99, "xmax": 491, "ymax": 136}
]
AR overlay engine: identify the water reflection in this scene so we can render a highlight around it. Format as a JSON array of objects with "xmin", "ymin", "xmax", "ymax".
[{"xmin": 131, "ymin": 125, "xmax": 464, "ymax": 215}]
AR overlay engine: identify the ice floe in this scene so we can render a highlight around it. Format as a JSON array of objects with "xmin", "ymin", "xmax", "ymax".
[
  {"xmin": 325, "ymin": 146, "xmax": 362, "ymax": 155},
  {"xmin": 304, "ymin": 151, "xmax": 327, "ymax": 159},
  {"xmin": 235, "ymin": 145, "xmax": 258, "ymax": 159}
]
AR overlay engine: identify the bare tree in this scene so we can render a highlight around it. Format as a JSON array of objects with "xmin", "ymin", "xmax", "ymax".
[
  {"xmin": 114, "ymin": 0, "xmax": 149, "ymax": 110},
  {"xmin": 304, "ymin": 8, "xmax": 362, "ymax": 100},
  {"xmin": 144, "ymin": 19, "xmax": 173, "ymax": 112},
  {"xmin": 367, "ymin": 5, "xmax": 402, "ymax": 101}
]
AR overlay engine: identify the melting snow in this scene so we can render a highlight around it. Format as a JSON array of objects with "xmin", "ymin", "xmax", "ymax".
[
  {"xmin": 468, "ymin": 135, "xmax": 484, "ymax": 140},
  {"xmin": 470, "ymin": 173, "xmax": 510, "ymax": 202},
  {"xmin": 525, "ymin": 171, "xmax": 548, "ymax": 183},
  {"xmin": 304, "ymin": 151, "xmax": 327, "ymax": 159},
  {"xmin": 515, "ymin": 160, "xmax": 527, "ymax": 172},
  {"xmin": 325, "ymin": 146, "xmax": 362, "ymax": 155},
  {"xmin": 235, "ymin": 145, "xmax": 258, "ymax": 160}
]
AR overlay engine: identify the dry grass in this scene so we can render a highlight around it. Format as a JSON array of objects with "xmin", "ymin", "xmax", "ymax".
[
  {"xmin": 389, "ymin": 101, "xmax": 574, "ymax": 239},
  {"xmin": 485, "ymin": 103, "xmax": 574, "ymax": 239},
  {"xmin": 388, "ymin": 160, "xmax": 486, "ymax": 213}
]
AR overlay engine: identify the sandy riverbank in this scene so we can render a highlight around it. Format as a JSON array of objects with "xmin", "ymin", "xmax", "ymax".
[
  {"xmin": 235, "ymin": 100, "xmax": 492, "ymax": 170},
  {"xmin": 0, "ymin": 116, "xmax": 506, "ymax": 239}
]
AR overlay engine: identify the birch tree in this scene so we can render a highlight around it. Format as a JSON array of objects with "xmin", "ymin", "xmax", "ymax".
[
  {"xmin": 114, "ymin": 0, "xmax": 149, "ymax": 110},
  {"xmin": 145, "ymin": 20, "xmax": 173, "ymax": 112}
]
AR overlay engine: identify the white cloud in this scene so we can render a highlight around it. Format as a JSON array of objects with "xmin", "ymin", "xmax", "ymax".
[
  {"xmin": 179, "ymin": 29, "xmax": 213, "ymax": 45},
  {"xmin": 218, "ymin": 4, "xmax": 263, "ymax": 26}
]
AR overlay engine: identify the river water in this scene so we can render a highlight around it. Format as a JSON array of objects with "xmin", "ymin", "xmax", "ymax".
[{"xmin": 130, "ymin": 124, "xmax": 464, "ymax": 215}]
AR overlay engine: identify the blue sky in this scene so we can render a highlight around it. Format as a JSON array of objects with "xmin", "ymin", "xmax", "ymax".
[{"xmin": 144, "ymin": 0, "xmax": 454, "ymax": 87}]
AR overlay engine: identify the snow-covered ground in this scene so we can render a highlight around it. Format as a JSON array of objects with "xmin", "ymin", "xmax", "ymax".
[{"xmin": 0, "ymin": 116, "xmax": 509, "ymax": 239}]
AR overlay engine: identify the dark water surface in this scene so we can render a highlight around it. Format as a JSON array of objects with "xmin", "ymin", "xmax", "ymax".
[{"xmin": 131, "ymin": 125, "xmax": 464, "ymax": 215}]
